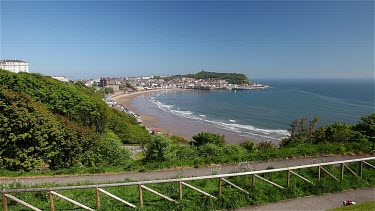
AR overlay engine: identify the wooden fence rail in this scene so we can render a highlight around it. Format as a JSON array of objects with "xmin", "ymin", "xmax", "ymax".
[{"xmin": 1, "ymin": 157, "xmax": 374, "ymax": 210}]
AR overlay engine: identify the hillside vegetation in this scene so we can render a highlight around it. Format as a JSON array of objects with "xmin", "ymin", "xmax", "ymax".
[
  {"xmin": 0, "ymin": 70, "xmax": 150, "ymax": 171},
  {"xmin": 0, "ymin": 70, "xmax": 374, "ymax": 175},
  {"xmin": 184, "ymin": 71, "xmax": 250, "ymax": 84}
]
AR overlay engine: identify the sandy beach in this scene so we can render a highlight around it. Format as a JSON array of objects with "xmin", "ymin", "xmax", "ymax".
[
  {"xmin": 113, "ymin": 89, "xmax": 192, "ymax": 140},
  {"xmin": 113, "ymin": 89, "xmax": 257, "ymax": 144}
]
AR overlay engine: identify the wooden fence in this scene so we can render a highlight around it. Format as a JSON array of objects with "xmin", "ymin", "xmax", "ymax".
[{"xmin": 1, "ymin": 157, "xmax": 374, "ymax": 210}]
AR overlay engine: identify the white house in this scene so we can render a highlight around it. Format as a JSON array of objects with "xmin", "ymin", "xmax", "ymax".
[
  {"xmin": 0, "ymin": 59, "xmax": 29, "ymax": 73},
  {"xmin": 52, "ymin": 76, "xmax": 69, "ymax": 82}
]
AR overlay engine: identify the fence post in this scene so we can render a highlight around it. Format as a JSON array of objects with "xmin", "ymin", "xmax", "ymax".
[
  {"xmin": 2, "ymin": 193, "xmax": 7, "ymax": 211},
  {"xmin": 96, "ymin": 188, "xmax": 100, "ymax": 209},
  {"xmin": 138, "ymin": 184, "xmax": 143, "ymax": 208},
  {"xmin": 359, "ymin": 161, "xmax": 363, "ymax": 178},
  {"xmin": 218, "ymin": 178, "xmax": 222, "ymax": 195},
  {"xmin": 252, "ymin": 174, "xmax": 256, "ymax": 191},
  {"xmin": 49, "ymin": 191, "xmax": 55, "ymax": 211},
  {"xmin": 341, "ymin": 163, "xmax": 345, "ymax": 180},
  {"xmin": 179, "ymin": 181, "xmax": 183, "ymax": 201},
  {"xmin": 287, "ymin": 170, "xmax": 291, "ymax": 187},
  {"xmin": 318, "ymin": 166, "xmax": 321, "ymax": 181}
]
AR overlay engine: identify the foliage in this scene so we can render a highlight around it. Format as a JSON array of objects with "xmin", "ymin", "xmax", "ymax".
[
  {"xmin": 145, "ymin": 135, "xmax": 176, "ymax": 162},
  {"xmin": 184, "ymin": 71, "xmax": 250, "ymax": 84},
  {"xmin": 224, "ymin": 144, "xmax": 248, "ymax": 155},
  {"xmin": 120, "ymin": 82, "xmax": 134, "ymax": 89},
  {"xmin": 0, "ymin": 87, "xmax": 61, "ymax": 171},
  {"xmin": 325, "ymin": 123, "xmax": 367, "ymax": 143},
  {"xmin": 198, "ymin": 143, "xmax": 225, "ymax": 158},
  {"xmin": 281, "ymin": 115, "xmax": 373, "ymax": 147},
  {"xmin": 91, "ymin": 132, "xmax": 131, "ymax": 166},
  {"xmin": 107, "ymin": 109, "xmax": 150, "ymax": 144},
  {"xmin": 354, "ymin": 114, "xmax": 375, "ymax": 139},
  {"xmin": 281, "ymin": 117, "xmax": 319, "ymax": 146},
  {"xmin": 167, "ymin": 134, "xmax": 189, "ymax": 144},
  {"xmin": 191, "ymin": 132, "xmax": 226, "ymax": 146},
  {"xmin": 174, "ymin": 144, "xmax": 197, "ymax": 160},
  {"xmin": 257, "ymin": 141, "xmax": 277, "ymax": 150},
  {"xmin": 0, "ymin": 87, "xmax": 131, "ymax": 171},
  {"xmin": 0, "ymin": 70, "xmax": 140, "ymax": 171},
  {"xmin": 2, "ymin": 161, "xmax": 374, "ymax": 211},
  {"xmin": 0, "ymin": 70, "xmax": 108, "ymax": 134},
  {"xmin": 103, "ymin": 87, "xmax": 114, "ymax": 93},
  {"xmin": 240, "ymin": 140, "xmax": 258, "ymax": 152}
]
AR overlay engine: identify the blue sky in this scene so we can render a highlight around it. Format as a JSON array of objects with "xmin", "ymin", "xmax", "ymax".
[{"xmin": 1, "ymin": 0, "xmax": 373, "ymax": 79}]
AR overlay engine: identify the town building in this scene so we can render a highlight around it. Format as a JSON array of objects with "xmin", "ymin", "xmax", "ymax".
[
  {"xmin": 0, "ymin": 59, "xmax": 29, "ymax": 73},
  {"xmin": 52, "ymin": 76, "xmax": 69, "ymax": 82},
  {"xmin": 99, "ymin": 77, "xmax": 116, "ymax": 87}
]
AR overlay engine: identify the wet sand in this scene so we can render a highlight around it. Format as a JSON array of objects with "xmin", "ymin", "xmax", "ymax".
[
  {"xmin": 113, "ymin": 89, "xmax": 267, "ymax": 144},
  {"xmin": 113, "ymin": 89, "xmax": 192, "ymax": 140}
]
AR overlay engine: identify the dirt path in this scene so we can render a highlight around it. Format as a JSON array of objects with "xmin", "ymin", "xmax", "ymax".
[
  {"xmin": 240, "ymin": 187, "xmax": 375, "ymax": 210},
  {"xmin": 0, "ymin": 155, "xmax": 371, "ymax": 186}
]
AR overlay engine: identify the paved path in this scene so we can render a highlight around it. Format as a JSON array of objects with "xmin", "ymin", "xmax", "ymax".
[
  {"xmin": 0, "ymin": 155, "xmax": 371, "ymax": 186},
  {"xmin": 239, "ymin": 187, "xmax": 375, "ymax": 210}
]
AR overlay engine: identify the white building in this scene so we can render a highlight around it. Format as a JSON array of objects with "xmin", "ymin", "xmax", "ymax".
[
  {"xmin": 52, "ymin": 76, "xmax": 69, "ymax": 82},
  {"xmin": 0, "ymin": 59, "xmax": 29, "ymax": 73}
]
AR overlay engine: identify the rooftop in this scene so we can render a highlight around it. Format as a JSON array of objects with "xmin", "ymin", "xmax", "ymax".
[{"xmin": 0, "ymin": 59, "xmax": 28, "ymax": 63}]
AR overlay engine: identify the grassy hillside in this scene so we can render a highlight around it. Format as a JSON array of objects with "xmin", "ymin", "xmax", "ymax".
[{"xmin": 0, "ymin": 70, "xmax": 150, "ymax": 171}]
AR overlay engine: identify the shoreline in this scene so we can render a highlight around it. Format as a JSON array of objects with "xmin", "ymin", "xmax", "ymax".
[
  {"xmin": 113, "ymin": 89, "xmax": 193, "ymax": 140},
  {"xmin": 112, "ymin": 89, "xmax": 273, "ymax": 144}
]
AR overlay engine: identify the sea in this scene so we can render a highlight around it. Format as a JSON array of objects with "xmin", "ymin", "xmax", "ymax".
[{"xmin": 131, "ymin": 79, "xmax": 374, "ymax": 143}]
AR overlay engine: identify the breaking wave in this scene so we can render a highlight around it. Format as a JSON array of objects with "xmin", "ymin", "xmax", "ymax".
[{"xmin": 150, "ymin": 98, "xmax": 290, "ymax": 140}]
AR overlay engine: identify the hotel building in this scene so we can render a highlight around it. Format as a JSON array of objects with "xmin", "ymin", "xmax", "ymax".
[{"xmin": 0, "ymin": 59, "xmax": 29, "ymax": 73}]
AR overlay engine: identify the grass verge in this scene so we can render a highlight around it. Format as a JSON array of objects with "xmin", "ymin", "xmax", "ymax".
[{"xmin": 1, "ymin": 163, "xmax": 374, "ymax": 210}]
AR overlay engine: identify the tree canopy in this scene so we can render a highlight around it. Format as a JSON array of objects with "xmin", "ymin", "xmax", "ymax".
[
  {"xmin": 0, "ymin": 70, "xmax": 150, "ymax": 171},
  {"xmin": 184, "ymin": 71, "xmax": 250, "ymax": 84}
]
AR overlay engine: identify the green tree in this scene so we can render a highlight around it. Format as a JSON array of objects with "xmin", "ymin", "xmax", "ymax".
[
  {"xmin": 240, "ymin": 141, "xmax": 257, "ymax": 152},
  {"xmin": 191, "ymin": 132, "xmax": 226, "ymax": 146},
  {"xmin": 104, "ymin": 87, "xmax": 114, "ymax": 94},
  {"xmin": 257, "ymin": 141, "xmax": 277, "ymax": 151},
  {"xmin": 281, "ymin": 117, "xmax": 320, "ymax": 146},
  {"xmin": 0, "ymin": 87, "xmax": 60, "ymax": 170},
  {"xmin": 325, "ymin": 122, "xmax": 368, "ymax": 144},
  {"xmin": 354, "ymin": 114, "xmax": 375, "ymax": 139},
  {"xmin": 198, "ymin": 144, "xmax": 224, "ymax": 158},
  {"xmin": 145, "ymin": 135, "xmax": 176, "ymax": 161}
]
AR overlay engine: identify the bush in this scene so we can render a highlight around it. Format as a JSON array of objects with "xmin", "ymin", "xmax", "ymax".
[
  {"xmin": 174, "ymin": 144, "xmax": 197, "ymax": 160},
  {"xmin": 198, "ymin": 144, "xmax": 225, "ymax": 158},
  {"xmin": 145, "ymin": 135, "xmax": 176, "ymax": 162},
  {"xmin": 192, "ymin": 132, "xmax": 226, "ymax": 146},
  {"xmin": 257, "ymin": 141, "xmax": 277, "ymax": 151},
  {"xmin": 224, "ymin": 145, "xmax": 247, "ymax": 155},
  {"xmin": 354, "ymin": 114, "xmax": 375, "ymax": 139},
  {"xmin": 240, "ymin": 141, "xmax": 257, "ymax": 152},
  {"xmin": 90, "ymin": 131, "xmax": 131, "ymax": 166}
]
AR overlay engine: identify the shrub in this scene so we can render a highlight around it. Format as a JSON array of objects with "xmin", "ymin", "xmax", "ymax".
[
  {"xmin": 198, "ymin": 144, "xmax": 225, "ymax": 158},
  {"xmin": 224, "ymin": 145, "xmax": 248, "ymax": 155},
  {"xmin": 240, "ymin": 141, "xmax": 257, "ymax": 152},
  {"xmin": 145, "ymin": 135, "xmax": 176, "ymax": 162},
  {"xmin": 191, "ymin": 132, "xmax": 226, "ymax": 146},
  {"xmin": 257, "ymin": 141, "xmax": 277, "ymax": 151},
  {"xmin": 174, "ymin": 144, "xmax": 197, "ymax": 160},
  {"xmin": 354, "ymin": 113, "xmax": 375, "ymax": 139}
]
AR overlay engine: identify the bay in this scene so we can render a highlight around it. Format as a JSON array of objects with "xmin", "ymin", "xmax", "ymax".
[{"xmin": 131, "ymin": 79, "xmax": 374, "ymax": 143}]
